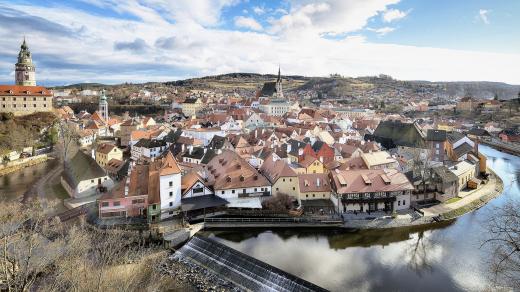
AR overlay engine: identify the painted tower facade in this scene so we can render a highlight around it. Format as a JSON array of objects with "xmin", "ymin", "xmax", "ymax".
[
  {"xmin": 15, "ymin": 39, "xmax": 36, "ymax": 86},
  {"xmin": 99, "ymin": 90, "xmax": 109, "ymax": 121}
]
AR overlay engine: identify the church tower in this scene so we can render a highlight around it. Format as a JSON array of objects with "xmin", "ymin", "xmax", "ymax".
[
  {"xmin": 15, "ymin": 38, "xmax": 36, "ymax": 86},
  {"xmin": 276, "ymin": 66, "xmax": 283, "ymax": 99},
  {"xmin": 99, "ymin": 90, "xmax": 109, "ymax": 122}
]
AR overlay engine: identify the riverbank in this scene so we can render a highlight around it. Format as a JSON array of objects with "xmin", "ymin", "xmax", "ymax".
[
  {"xmin": 343, "ymin": 166, "xmax": 504, "ymax": 230},
  {"xmin": 0, "ymin": 154, "xmax": 48, "ymax": 176}
]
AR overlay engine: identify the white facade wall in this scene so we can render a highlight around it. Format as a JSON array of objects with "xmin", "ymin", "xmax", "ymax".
[
  {"xmin": 215, "ymin": 186, "xmax": 271, "ymax": 199},
  {"xmin": 159, "ymin": 173, "xmax": 182, "ymax": 219}
]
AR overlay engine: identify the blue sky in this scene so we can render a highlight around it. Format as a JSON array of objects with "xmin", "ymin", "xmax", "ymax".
[{"xmin": 0, "ymin": 0, "xmax": 519, "ymax": 85}]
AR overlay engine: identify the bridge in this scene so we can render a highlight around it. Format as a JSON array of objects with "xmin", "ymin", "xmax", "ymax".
[{"xmin": 203, "ymin": 217, "xmax": 343, "ymax": 228}]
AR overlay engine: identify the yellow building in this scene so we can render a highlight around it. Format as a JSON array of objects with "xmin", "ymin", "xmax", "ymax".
[
  {"xmin": 298, "ymin": 173, "xmax": 331, "ymax": 201},
  {"xmin": 260, "ymin": 155, "xmax": 300, "ymax": 198},
  {"xmin": 300, "ymin": 155, "xmax": 324, "ymax": 174},
  {"xmin": 181, "ymin": 98, "xmax": 204, "ymax": 117},
  {"xmin": 95, "ymin": 143, "xmax": 123, "ymax": 168}
]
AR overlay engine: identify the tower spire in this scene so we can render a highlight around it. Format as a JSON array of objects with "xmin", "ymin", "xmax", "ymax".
[
  {"xmin": 15, "ymin": 37, "xmax": 35, "ymax": 86},
  {"xmin": 275, "ymin": 65, "xmax": 283, "ymax": 99}
]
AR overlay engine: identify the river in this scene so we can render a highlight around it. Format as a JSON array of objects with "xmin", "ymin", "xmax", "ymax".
[
  {"xmin": 0, "ymin": 159, "xmax": 57, "ymax": 202},
  {"xmin": 205, "ymin": 145, "xmax": 520, "ymax": 291}
]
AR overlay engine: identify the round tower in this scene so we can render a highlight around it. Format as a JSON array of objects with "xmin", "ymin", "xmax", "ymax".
[
  {"xmin": 99, "ymin": 89, "xmax": 109, "ymax": 122},
  {"xmin": 15, "ymin": 38, "xmax": 36, "ymax": 86}
]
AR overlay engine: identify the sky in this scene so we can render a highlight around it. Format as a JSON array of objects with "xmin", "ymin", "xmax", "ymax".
[{"xmin": 0, "ymin": 0, "xmax": 519, "ymax": 85}]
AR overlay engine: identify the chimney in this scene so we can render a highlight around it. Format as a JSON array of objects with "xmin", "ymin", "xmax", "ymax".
[
  {"xmin": 91, "ymin": 148, "xmax": 95, "ymax": 160},
  {"xmin": 182, "ymin": 144, "xmax": 185, "ymax": 152},
  {"xmin": 316, "ymin": 178, "xmax": 320, "ymax": 187},
  {"xmin": 189, "ymin": 145, "xmax": 193, "ymax": 154},
  {"xmin": 320, "ymin": 156, "xmax": 323, "ymax": 163},
  {"xmin": 298, "ymin": 148, "xmax": 304, "ymax": 156},
  {"xmin": 204, "ymin": 148, "xmax": 207, "ymax": 154},
  {"xmin": 287, "ymin": 144, "xmax": 292, "ymax": 153}
]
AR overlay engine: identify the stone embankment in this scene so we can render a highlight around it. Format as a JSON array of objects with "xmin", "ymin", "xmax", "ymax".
[{"xmin": 0, "ymin": 154, "xmax": 48, "ymax": 176}]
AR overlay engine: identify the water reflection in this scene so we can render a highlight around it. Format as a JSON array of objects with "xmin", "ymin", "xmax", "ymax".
[
  {"xmin": 0, "ymin": 160, "xmax": 56, "ymax": 202},
  {"xmin": 205, "ymin": 145, "xmax": 517, "ymax": 291}
]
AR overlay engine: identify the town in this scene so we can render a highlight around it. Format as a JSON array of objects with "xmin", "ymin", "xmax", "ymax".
[{"xmin": 0, "ymin": 38, "xmax": 518, "ymax": 291}]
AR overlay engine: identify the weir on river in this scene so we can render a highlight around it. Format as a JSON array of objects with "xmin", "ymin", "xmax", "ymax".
[{"xmin": 173, "ymin": 236, "xmax": 327, "ymax": 292}]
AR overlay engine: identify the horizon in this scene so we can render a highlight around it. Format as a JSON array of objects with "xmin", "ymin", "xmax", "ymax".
[{"xmin": 1, "ymin": 1, "xmax": 520, "ymax": 85}]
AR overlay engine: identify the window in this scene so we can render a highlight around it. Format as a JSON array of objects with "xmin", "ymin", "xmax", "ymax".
[
  {"xmin": 398, "ymin": 201, "xmax": 401, "ymax": 206},
  {"xmin": 91, "ymin": 180, "xmax": 94, "ymax": 183},
  {"xmin": 403, "ymin": 200, "xmax": 406, "ymax": 205},
  {"xmin": 232, "ymin": 190, "xmax": 235, "ymax": 194},
  {"xmin": 169, "ymin": 191, "xmax": 173, "ymax": 197},
  {"xmin": 23, "ymin": 97, "xmax": 26, "ymax": 101},
  {"xmin": 283, "ymin": 178, "xmax": 285, "ymax": 182},
  {"xmin": 306, "ymin": 194, "xmax": 309, "ymax": 198},
  {"xmin": 293, "ymin": 187, "xmax": 295, "ymax": 191},
  {"xmin": 33, "ymin": 97, "xmax": 36, "ymax": 101},
  {"xmin": 169, "ymin": 202, "xmax": 173, "ymax": 207},
  {"xmin": 101, "ymin": 202, "xmax": 109, "ymax": 207},
  {"xmin": 113, "ymin": 201, "xmax": 121, "ymax": 206},
  {"xmin": 254, "ymin": 188, "xmax": 257, "ymax": 192},
  {"xmin": 221, "ymin": 191, "xmax": 224, "ymax": 194},
  {"xmin": 169, "ymin": 181, "xmax": 173, "ymax": 187},
  {"xmin": 169, "ymin": 211, "xmax": 174, "ymax": 215},
  {"xmin": 276, "ymin": 188, "xmax": 279, "ymax": 191},
  {"xmin": 23, "ymin": 104, "xmax": 27, "ymax": 108}
]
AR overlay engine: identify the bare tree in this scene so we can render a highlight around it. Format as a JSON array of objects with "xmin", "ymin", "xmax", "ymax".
[
  {"xmin": 411, "ymin": 148, "xmax": 433, "ymax": 197},
  {"xmin": 482, "ymin": 199, "xmax": 520, "ymax": 288},
  {"xmin": 57, "ymin": 121, "xmax": 79, "ymax": 165}
]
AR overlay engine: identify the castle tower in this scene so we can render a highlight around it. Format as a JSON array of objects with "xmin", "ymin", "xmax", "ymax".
[
  {"xmin": 99, "ymin": 89, "xmax": 109, "ymax": 122},
  {"xmin": 15, "ymin": 38, "xmax": 36, "ymax": 86},
  {"xmin": 276, "ymin": 66, "xmax": 283, "ymax": 99}
]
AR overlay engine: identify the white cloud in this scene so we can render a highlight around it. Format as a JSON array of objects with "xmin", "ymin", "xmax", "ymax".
[
  {"xmin": 270, "ymin": 0, "xmax": 400, "ymax": 36},
  {"xmin": 382, "ymin": 8, "xmax": 409, "ymax": 22},
  {"xmin": 253, "ymin": 6, "xmax": 266, "ymax": 15},
  {"xmin": 479, "ymin": 9, "xmax": 490, "ymax": 24},
  {"xmin": 367, "ymin": 26, "xmax": 395, "ymax": 36},
  {"xmin": 0, "ymin": 1, "xmax": 519, "ymax": 85},
  {"xmin": 234, "ymin": 16, "xmax": 263, "ymax": 31}
]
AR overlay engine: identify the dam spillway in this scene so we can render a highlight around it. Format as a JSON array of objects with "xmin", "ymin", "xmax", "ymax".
[{"xmin": 173, "ymin": 236, "xmax": 327, "ymax": 292}]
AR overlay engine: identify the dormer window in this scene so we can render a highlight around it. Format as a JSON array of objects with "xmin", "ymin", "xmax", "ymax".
[
  {"xmin": 239, "ymin": 175, "xmax": 245, "ymax": 182},
  {"xmin": 226, "ymin": 176, "xmax": 231, "ymax": 182}
]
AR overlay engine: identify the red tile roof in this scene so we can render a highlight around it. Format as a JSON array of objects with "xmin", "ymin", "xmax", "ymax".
[{"xmin": 0, "ymin": 85, "xmax": 52, "ymax": 96}]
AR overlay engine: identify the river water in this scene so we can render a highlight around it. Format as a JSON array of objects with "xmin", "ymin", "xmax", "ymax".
[
  {"xmin": 206, "ymin": 145, "xmax": 520, "ymax": 291},
  {"xmin": 0, "ymin": 160, "xmax": 57, "ymax": 202}
]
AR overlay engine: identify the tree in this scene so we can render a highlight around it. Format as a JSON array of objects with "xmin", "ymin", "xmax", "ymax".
[
  {"xmin": 262, "ymin": 193, "xmax": 293, "ymax": 212},
  {"xmin": 1, "ymin": 202, "xmax": 167, "ymax": 292},
  {"xmin": 57, "ymin": 121, "xmax": 79, "ymax": 165},
  {"xmin": 411, "ymin": 148, "xmax": 433, "ymax": 197},
  {"xmin": 44, "ymin": 126, "xmax": 59, "ymax": 150},
  {"xmin": 482, "ymin": 199, "xmax": 520, "ymax": 288}
]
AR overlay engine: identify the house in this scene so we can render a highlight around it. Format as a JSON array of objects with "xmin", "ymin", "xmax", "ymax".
[
  {"xmin": 312, "ymin": 141, "xmax": 335, "ymax": 164},
  {"xmin": 370, "ymin": 120, "xmax": 427, "ymax": 150},
  {"xmin": 360, "ymin": 151, "xmax": 398, "ymax": 170},
  {"xmin": 131, "ymin": 138, "xmax": 167, "ymax": 161},
  {"xmin": 205, "ymin": 150, "xmax": 271, "ymax": 208},
  {"xmin": 448, "ymin": 160, "xmax": 476, "ymax": 191},
  {"xmin": 181, "ymin": 97, "xmax": 204, "ymax": 117},
  {"xmin": 260, "ymin": 154, "xmax": 299, "ymax": 199},
  {"xmin": 95, "ymin": 143, "xmax": 123, "ymax": 168},
  {"xmin": 61, "ymin": 151, "xmax": 114, "ymax": 198},
  {"xmin": 119, "ymin": 118, "xmax": 141, "ymax": 147},
  {"xmin": 244, "ymin": 112, "xmax": 266, "ymax": 129},
  {"xmin": 499, "ymin": 128, "xmax": 520, "ymax": 143},
  {"xmin": 78, "ymin": 130, "xmax": 96, "ymax": 147},
  {"xmin": 298, "ymin": 173, "xmax": 331, "ymax": 201},
  {"xmin": 181, "ymin": 146, "xmax": 217, "ymax": 165},
  {"xmin": 426, "ymin": 129, "xmax": 447, "ymax": 163},
  {"xmin": 97, "ymin": 170, "xmax": 148, "ymax": 219},
  {"xmin": 330, "ymin": 168, "xmax": 414, "ymax": 213},
  {"xmin": 299, "ymin": 155, "xmax": 325, "ymax": 174},
  {"xmin": 181, "ymin": 170, "xmax": 214, "ymax": 198},
  {"xmin": 431, "ymin": 165, "xmax": 459, "ymax": 199}
]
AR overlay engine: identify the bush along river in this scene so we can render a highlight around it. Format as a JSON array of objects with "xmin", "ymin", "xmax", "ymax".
[{"xmin": 203, "ymin": 145, "xmax": 518, "ymax": 292}]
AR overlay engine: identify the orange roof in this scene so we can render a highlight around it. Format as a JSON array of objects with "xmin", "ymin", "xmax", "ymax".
[
  {"xmin": 159, "ymin": 152, "xmax": 181, "ymax": 175},
  {"xmin": 0, "ymin": 85, "xmax": 52, "ymax": 96}
]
